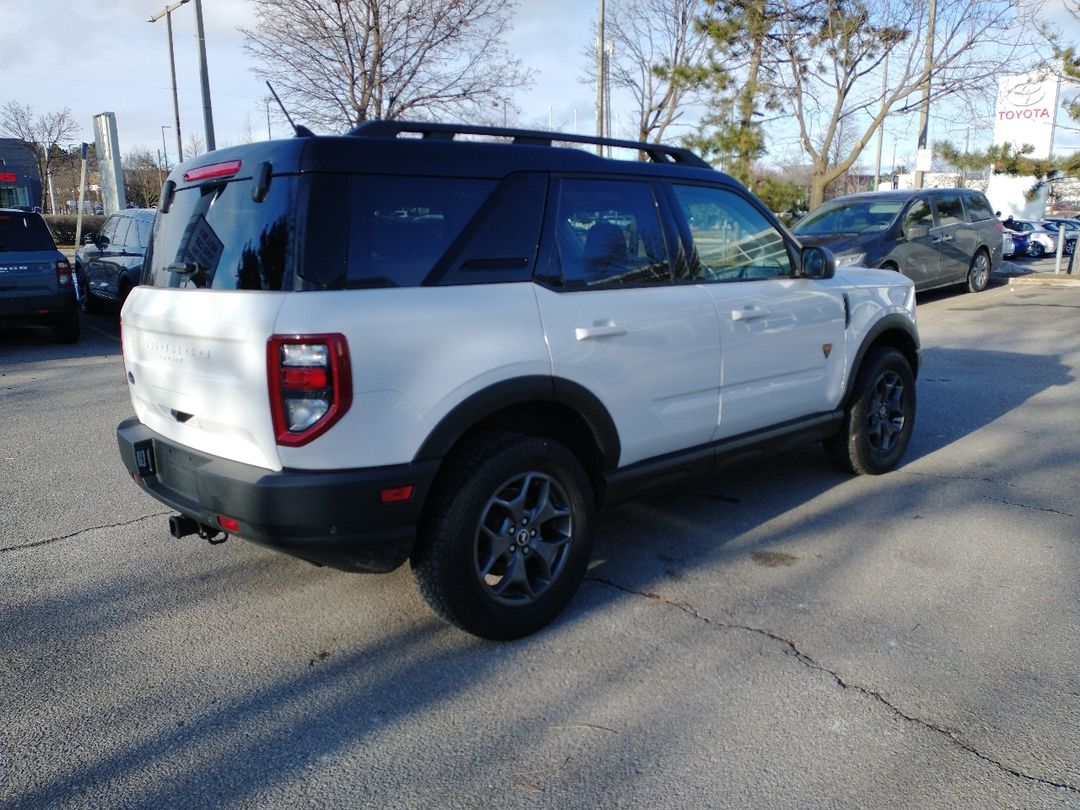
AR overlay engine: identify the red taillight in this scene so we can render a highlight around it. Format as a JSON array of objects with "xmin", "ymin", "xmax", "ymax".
[
  {"xmin": 56, "ymin": 258, "xmax": 72, "ymax": 287},
  {"xmin": 183, "ymin": 160, "xmax": 242, "ymax": 183},
  {"xmin": 268, "ymin": 334, "xmax": 352, "ymax": 447}
]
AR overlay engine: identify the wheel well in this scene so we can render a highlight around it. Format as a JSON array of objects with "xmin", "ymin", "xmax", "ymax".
[
  {"xmin": 862, "ymin": 329, "xmax": 919, "ymax": 380},
  {"xmin": 879, "ymin": 261, "xmax": 899, "ymax": 272},
  {"xmin": 451, "ymin": 401, "xmax": 607, "ymax": 490}
]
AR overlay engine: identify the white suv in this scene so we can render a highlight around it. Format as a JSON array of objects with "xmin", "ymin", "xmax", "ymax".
[{"xmin": 117, "ymin": 122, "xmax": 920, "ymax": 639}]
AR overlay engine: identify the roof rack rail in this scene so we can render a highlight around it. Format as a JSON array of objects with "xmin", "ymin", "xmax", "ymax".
[{"xmin": 349, "ymin": 120, "xmax": 712, "ymax": 169}]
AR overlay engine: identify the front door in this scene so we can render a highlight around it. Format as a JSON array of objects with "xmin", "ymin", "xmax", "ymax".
[{"xmin": 893, "ymin": 197, "xmax": 942, "ymax": 289}]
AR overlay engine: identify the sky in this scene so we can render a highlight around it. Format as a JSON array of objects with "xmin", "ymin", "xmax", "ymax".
[
  {"xmin": 1, "ymin": 0, "xmax": 1078, "ymax": 171},
  {"xmin": 0, "ymin": 0, "xmax": 602, "ymax": 164}
]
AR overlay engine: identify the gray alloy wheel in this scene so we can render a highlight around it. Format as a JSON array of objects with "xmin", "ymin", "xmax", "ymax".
[
  {"xmin": 412, "ymin": 432, "xmax": 595, "ymax": 639},
  {"xmin": 474, "ymin": 471, "xmax": 573, "ymax": 605},
  {"xmin": 966, "ymin": 250, "xmax": 990, "ymax": 293},
  {"xmin": 1026, "ymin": 241, "xmax": 1045, "ymax": 258},
  {"xmin": 864, "ymin": 368, "xmax": 907, "ymax": 457}
]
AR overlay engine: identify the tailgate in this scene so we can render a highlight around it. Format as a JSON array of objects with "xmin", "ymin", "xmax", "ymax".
[
  {"xmin": 122, "ymin": 286, "xmax": 288, "ymax": 471},
  {"xmin": 0, "ymin": 250, "xmax": 58, "ymax": 295}
]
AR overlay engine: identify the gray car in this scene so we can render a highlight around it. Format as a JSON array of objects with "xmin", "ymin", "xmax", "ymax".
[
  {"xmin": 793, "ymin": 188, "xmax": 1002, "ymax": 293},
  {"xmin": 0, "ymin": 208, "xmax": 79, "ymax": 342}
]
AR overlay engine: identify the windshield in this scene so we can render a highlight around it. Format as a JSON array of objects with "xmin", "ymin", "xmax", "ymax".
[
  {"xmin": 794, "ymin": 199, "xmax": 904, "ymax": 235},
  {"xmin": 0, "ymin": 212, "xmax": 55, "ymax": 252}
]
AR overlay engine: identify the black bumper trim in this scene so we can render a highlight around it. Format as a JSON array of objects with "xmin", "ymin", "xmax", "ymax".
[{"xmin": 117, "ymin": 417, "xmax": 439, "ymax": 573}]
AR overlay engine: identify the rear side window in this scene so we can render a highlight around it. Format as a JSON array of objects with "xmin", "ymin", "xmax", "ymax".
[
  {"xmin": 345, "ymin": 176, "xmax": 496, "ymax": 288},
  {"xmin": 935, "ymin": 193, "xmax": 964, "ymax": 227},
  {"xmin": 132, "ymin": 217, "xmax": 152, "ymax": 249},
  {"xmin": 0, "ymin": 212, "xmax": 55, "ymax": 252},
  {"xmin": 961, "ymin": 191, "xmax": 995, "ymax": 222}
]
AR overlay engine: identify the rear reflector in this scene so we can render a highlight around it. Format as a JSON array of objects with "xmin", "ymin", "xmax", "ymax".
[
  {"xmin": 380, "ymin": 486, "xmax": 415, "ymax": 504},
  {"xmin": 218, "ymin": 516, "xmax": 240, "ymax": 533},
  {"xmin": 183, "ymin": 160, "xmax": 242, "ymax": 183}
]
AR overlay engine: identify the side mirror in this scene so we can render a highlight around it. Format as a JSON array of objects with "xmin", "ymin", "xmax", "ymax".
[
  {"xmin": 906, "ymin": 225, "xmax": 929, "ymax": 240},
  {"xmin": 800, "ymin": 245, "xmax": 835, "ymax": 279},
  {"xmin": 83, "ymin": 232, "xmax": 96, "ymax": 245}
]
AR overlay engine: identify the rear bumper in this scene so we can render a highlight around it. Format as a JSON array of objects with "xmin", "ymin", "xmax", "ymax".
[
  {"xmin": 117, "ymin": 417, "xmax": 439, "ymax": 573},
  {"xmin": 0, "ymin": 290, "xmax": 76, "ymax": 325}
]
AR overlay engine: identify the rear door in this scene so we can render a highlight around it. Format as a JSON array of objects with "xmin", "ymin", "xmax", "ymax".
[
  {"xmin": 893, "ymin": 197, "xmax": 941, "ymax": 288},
  {"xmin": 535, "ymin": 177, "xmax": 722, "ymax": 466},
  {"xmin": 86, "ymin": 215, "xmax": 121, "ymax": 297},
  {"xmin": 930, "ymin": 191, "xmax": 971, "ymax": 283}
]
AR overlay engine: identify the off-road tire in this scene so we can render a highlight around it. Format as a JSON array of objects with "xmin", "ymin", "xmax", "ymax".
[
  {"xmin": 411, "ymin": 432, "xmax": 595, "ymax": 640},
  {"xmin": 825, "ymin": 347, "xmax": 915, "ymax": 475}
]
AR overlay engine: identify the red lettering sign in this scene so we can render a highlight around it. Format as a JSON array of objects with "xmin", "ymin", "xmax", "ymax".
[{"xmin": 998, "ymin": 108, "xmax": 1051, "ymax": 120}]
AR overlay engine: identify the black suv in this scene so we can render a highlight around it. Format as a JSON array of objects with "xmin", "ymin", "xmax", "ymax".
[
  {"xmin": 116, "ymin": 122, "xmax": 920, "ymax": 639},
  {"xmin": 75, "ymin": 208, "xmax": 156, "ymax": 312}
]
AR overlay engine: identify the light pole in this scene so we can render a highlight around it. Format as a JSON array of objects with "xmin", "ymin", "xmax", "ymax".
[
  {"xmin": 192, "ymin": 0, "xmax": 216, "ymax": 151},
  {"xmin": 161, "ymin": 125, "xmax": 171, "ymax": 169},
  {"xmin": 149, "ymin": 0, "xmax": 188, "ymax": 162}
]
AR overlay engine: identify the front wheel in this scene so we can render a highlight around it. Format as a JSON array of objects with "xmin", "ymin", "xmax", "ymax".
[
  {"xmin": 825, "ymin": 347, "xmax": 915, "ymax": 475},
  {"xmin": 412, "ymin": 433, "xmax": 595, "ymax": 640},
  {"xmin": 966, "ymin": 249, "xmax": 990, "ymax": 293}
]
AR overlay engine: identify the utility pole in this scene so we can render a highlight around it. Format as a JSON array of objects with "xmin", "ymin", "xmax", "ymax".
[
  {"xmin": 595, "ymin": 0, "xmax": 605, "ymax": 154},
  {"xmin": 148, "ymin": 0, "xmax": 187, "ymax": 162},
  {"xmin": 913, "ymin": 0, "xmax": 936, "ymax": 190},
  {"xmin": 193, "ymin": 0, "xmax": 216, "ymax": 151},
  {"xmin": 873, "ymin": 52, "xmax": 889, "ymax": 191}
]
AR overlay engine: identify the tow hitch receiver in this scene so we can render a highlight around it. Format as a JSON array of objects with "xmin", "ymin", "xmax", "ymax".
[{"xmin": 168, "ymin": 515, "xmax": 229, "ymax": 545}]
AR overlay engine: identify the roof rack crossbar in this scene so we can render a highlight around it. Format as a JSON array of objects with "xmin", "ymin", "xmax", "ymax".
[{"xmin": 349, "ymin": 120, "xmax": 710, "ymax": 168}]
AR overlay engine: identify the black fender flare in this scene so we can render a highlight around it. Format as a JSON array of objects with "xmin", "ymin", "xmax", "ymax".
[
  {"xmin": 845, "ymin": 315, "xmax": 921, "ymax": 404},
  {"xmin": 414, "ymin": 375, "xmax": 621, "ymax": 470}
]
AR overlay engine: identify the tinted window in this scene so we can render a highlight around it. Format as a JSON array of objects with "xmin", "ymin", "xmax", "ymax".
[
  {"xmin": 935, "ymin": 193, "xmax": 964, "ymax": 227},
  {"xmin": 144, "ymin": 175, "xmax": 296, "ymax": 290},
  {"xmin": 903, "ymin": 199, "xmax": 933, "ymax": 235},
  {"xmin": 112, "ymin": 217, "xmax": 132, "ymax": 248},
  {"xmin": 132, "ymin": 217, "xmax": 152, "ymax": 249},
  {"xmin": 672, "ymin": 184, "xmax": 792, "ymax": 281},
  {"xmin": 0, "ymin": 211, "xmax": 55, "ymax": 252},
  {"xmin": 99, "ymin": 216, "xmax": 120, "ymax": 244},
  {"xmin": 961, "ymin": 191, "xmax": 995, "ymax": 222},
  {"xmin": 345, "ymin": 176, "xmax": 496, "ymax": 288},
  {"xmin": 553, "ymin": 178, "xmax": 670, "ymax": 287}
]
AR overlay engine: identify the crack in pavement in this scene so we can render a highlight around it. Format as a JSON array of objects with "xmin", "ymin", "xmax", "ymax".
[
  {"xmin": 585, "ymin": 575, "xmax": 1080, "ymax": 795},
  {"xmin": 981, "ymin": 497, "xmax": 1079, "ymax": 520},
  {"xmin": 0, "ymin": 511, "xmax": 172, "ymax": 554},
  {"xmin": 903, "ymin": 470, "xmax": 1022, "ymax": 490}
]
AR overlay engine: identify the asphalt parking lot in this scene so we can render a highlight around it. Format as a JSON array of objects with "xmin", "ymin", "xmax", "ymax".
[{"xmin": 1, "ymin": 277, "xmax": 1079, "ymax": 809}]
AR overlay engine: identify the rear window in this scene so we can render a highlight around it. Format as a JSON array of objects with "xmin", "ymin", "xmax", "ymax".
[
  {"xmin": 961, "ymin": 191, "xmax": 995, "ymax": 222},
  {"xmin": 144, "ymin": 175, "xmax": 296, "ymax": 290},
  {"xmin": 0, "ymin": 212, "xmax": 56, "ymax": 252}
]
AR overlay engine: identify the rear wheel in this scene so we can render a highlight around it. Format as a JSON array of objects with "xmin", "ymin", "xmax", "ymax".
[
  {"xmin": 76, "ymin": 267, "xmax": 101, "ymax": 314},
  {"xmin": 965, "ymin": 249, "xmax": 991, "ymax": 293},
  {"xmin": 1027, "ymin": 241, "xmax": 1045, "ymax": 258},
  {"xmin": 412, "ymin": 432, "xmax": 595, "ymax": 639},
  {"xmin": 825, "ymin": 347, "xmax": 915, "ymax": 475}
]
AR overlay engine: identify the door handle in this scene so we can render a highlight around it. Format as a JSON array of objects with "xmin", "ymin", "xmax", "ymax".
[
  {"xmin": 731, "ymin": 306, "xmax": 770, "ymax": 322},
  {"xmin": 574, "ymin": 322, "xmax": 628, "ymax": 341},
  {"xmin": 934, "ymin": 235, "xmax": 954, "ymax": 243}
]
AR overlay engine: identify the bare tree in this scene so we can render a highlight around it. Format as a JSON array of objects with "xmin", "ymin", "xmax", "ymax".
[
  {"xmin": 774, "ymin": 0, "xmax": 1046, "ymax": 207},
  {"xmin": 1, "ymin": 102, "xmax": 79, "ymax": 213},
  {"xmin": 185, "ymin": 133, "xmax": 206, "ymax": 159},
  {"xmin": 241, "ymin": 0, "xmax": 532, "ymax": 131},
  {"xmin": 596, "ymin": 0, "xmax": 711, "ymax": 145},
  {"xmin": 124, "ymin": 148, "xmax": 164, "ymax": 209}
]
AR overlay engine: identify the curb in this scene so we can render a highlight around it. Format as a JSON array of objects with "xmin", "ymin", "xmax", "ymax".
[{"xmin": 1010, "ymin": 274, "xmax": 1080, "ymax": 287}]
